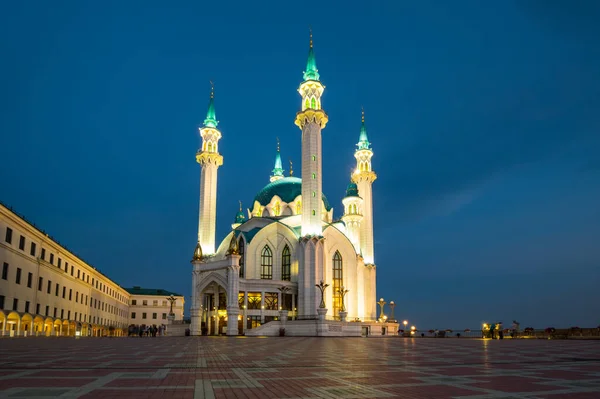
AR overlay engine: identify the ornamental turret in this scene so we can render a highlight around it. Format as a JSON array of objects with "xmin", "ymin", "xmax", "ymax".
[
  {"xmin": 352, "ymin": 108, "xmax": 376, "ymax": 264},
  {"xmin": 270, "ymin": 139, "xmax": 284, "ymax": 182},
  {"xmin": 232, "ymin": 201, "xmax": 246, "ymax": 230},
  {"xmin": 294, "ymin": 30, "xmax": 328, "ymax": 237},
  {"xmin": 341, "ymin": 182, "xmax": 363, "ymax": 252},
  {"xmin": 196, "ymin": 82, "xmax": 224, "ymax": 255}
]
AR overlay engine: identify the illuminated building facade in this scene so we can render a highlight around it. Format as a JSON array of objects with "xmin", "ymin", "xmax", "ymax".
[{"xmin": 191, "ymin": 34, "xmax": 378, "ymax": 335}]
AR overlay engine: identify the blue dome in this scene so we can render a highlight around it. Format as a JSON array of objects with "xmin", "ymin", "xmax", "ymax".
[
  {"xmin": 345, "ymin": 182, "xmax": 359, "ymax": 197},
  {"xmin": 254, "ymin": 177, "xmax": 332, "ymax": 211}
]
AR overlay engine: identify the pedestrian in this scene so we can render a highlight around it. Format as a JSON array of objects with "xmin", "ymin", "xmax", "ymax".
[{"xmin": 490, "ymin": 323, "xmax": 496, "ymax": 339}]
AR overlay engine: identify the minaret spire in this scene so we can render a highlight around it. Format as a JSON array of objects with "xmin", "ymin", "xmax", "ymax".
[
  {"xmin": 203, "ymin": 81, "xmax": 218, "ymax": 128},
  {"xmin": 357, "ymin": 107, "xmax": 371, "ymax": 150},
  {"xmin": 289, "ymin": 159, "xmax": 294, "ymax": 176},
  {"xmin": 303, "ymin": 27, "xmax": 320, "ymax": 82},
  {"xmin": 270, "ymin": 138, "xmax": 284, "ymax": 182}
]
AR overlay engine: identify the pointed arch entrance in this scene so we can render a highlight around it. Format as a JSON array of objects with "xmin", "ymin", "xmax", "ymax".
[{"xmin": 195, "ymin": 271, "xmax": 230, "ymax": 335}]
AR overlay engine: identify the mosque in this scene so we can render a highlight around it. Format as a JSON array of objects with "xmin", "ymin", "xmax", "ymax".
[{"xmin": 190, "ymin": 35, "xmax": 380, "ymax": 336}]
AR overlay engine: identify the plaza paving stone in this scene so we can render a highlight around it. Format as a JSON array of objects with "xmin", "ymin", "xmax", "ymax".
[{"xmin": 0, "ymin": 337, "xmax": 599, "ymax": 398}]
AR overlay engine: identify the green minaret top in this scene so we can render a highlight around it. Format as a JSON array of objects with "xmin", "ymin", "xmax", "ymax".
[
  {"xmin": 203, "ymin": 81, "xmax": 218, "ymax": 128},
  {"xmin": 234, "ymin": 201, "xmax": 246, "ymax": 224},
  {"xmin": 357, "ymin": 107, "xmax": 371, "ymax": 150},
  {"xmin": 345, "ymin": 181, "xmax": 360, "ymax": 197},
  {"xmin": 303, "ymin": 29, "xmax": 320, "ymax": 81},
  {"xmin": 272, "ymin": 138, "xmax": 284, "ymax": 177}
]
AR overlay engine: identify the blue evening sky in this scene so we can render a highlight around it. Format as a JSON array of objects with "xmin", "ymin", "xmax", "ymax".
[{"xmin": 1, "ymin": 1, "xmax": 599, "ymax": 329}]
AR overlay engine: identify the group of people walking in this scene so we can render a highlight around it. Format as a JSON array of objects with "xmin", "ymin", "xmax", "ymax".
[{"xmin": 127, "ymin": 324, "xmax": 166, "ymax": 337}]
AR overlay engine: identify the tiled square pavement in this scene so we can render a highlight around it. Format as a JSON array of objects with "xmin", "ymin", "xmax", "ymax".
[{"xmin": 0, "ymin": 337, "xmax": 599, "ymax": 398}]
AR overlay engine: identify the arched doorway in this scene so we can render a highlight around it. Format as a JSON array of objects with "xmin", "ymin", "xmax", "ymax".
[
  {"xmin": 33, "ymin": 316, "xmax": 44, "ymax": 336},
  {"xmin": 7, "ymin": 312, "xmax": 20, "ymax": 337},
  {"xmin": 195, "ymin": 274, "xmax": 229, "ymax": 336},
  {"xmin": 21, "ymin": 314, "xmax": 33, "ymax": 337},
  {"xmin": 0, "ymin": 311, "xmax": 6, "ymax": 336}
]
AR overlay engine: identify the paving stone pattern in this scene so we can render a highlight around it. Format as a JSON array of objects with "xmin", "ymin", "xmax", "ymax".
[{"xmin": 0, "ymin": 337, "xmax": 599, "ymax": 398}]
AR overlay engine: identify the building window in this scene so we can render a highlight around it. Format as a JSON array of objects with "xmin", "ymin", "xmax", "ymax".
[
  {"xmin": 312, "ymin": 155, "xmax": 316, "ymax": 161},
  {"xmin": 264, "ymin": 292, "xmax": 278, "ymax": 310},
  {"xmin": 49, "ymin": 253, "xmax": 54, "ymax": 264},
  {"xmin": 47, "ymin": 306, "xmax": 50, "ymax": 317},
  {"xmin": 312, "ymin": 173, "xmax": 316, "ymax": 179},
  {"xmin": 238, "ymin": 238, "xmax": 245, "ymax": 278},
  {"xmin": 38, "ymin": 277, "xmax": 43, "ymax": 291},
  {"xmin": 152, "ymin": 313, "xmax": 157, "ymax": 319},
  {"xmin": 247, "ymin": 292, "xmax": 261, "ymax": 309},
  {"xmin": 332, "ymin": 251, "xmax": 343, "ymax": 318},
  {"xmin": 69, "ymin": 289, "xmax": 72, "ymax": 300},
  {"xmin": 142, "ymin": 313, "xmax": 147, "ymax": 319},
  {"xmin": 36, "ymin": 303, "xmax": 40, "ymax": 314},
  {"xmin": 27, "ymin": 272, "xmax": 32, "ymax": 288},
  {"xmin": 162, "ymin": 300, "xmax": 167, "ymax": 306},
  {"xmin": 58, "ymin": 258, "xmax": 62, "ymax": 268},
  {"xmin": 281, "ymin": 245, "xmax": 291, "ymax": 281},
  {"xmin": 30, "ymin": 242, "xmax": 36, "ymax": 256},
  {"xmin": 260, "ymin": 246, "xmax": 273, "ymax": 279},
  {"xmin": 311, "ymin": 97, "xmax": 316, "ymax": 109},
  {"xmin": 55, "ymin": 284, "xmax": 59, "ymax": 296},
  {"xmin": 77, "ymin": 270, "xmax": 80, "ymax": 278},
  {"xmin": 5, "ymin": 227, "xmax": 12, "ymax": 244},
  {"xmin": 312, "ymin": 210, "xmax": 316, "ymax": 216},
  {"xmin": 162, "ymin": 313, "xmax": 166, "ymax": 319},
  {"xmin": 143, "ymin": 300, "xmax": 147, "ymax": 306},
  {"xmin": 64, "ymin": 262, "xmax": 68, "ymax": 272},
  {"xmin": 153, "ymin": 300, "xmax": 158, "ymax": 306},
  {"xmin": 67, "ymin": 310, "xmax": 70, "ymax": 320},
  {"xmin": 41, "ymin": 248, "xmax": 46, "ymax": 260},
  {"xmin": 47, "ymin": 280, "xmax": 51, "ymax": 294},
  {"xmin": 70, "ymin": 266, "xmax": 74, "ymax": 276},
  {"xmin": 76, "ymin": 292, "xmax": 79, "ymax": 302},
  {"xmin": 16, "ymin": 268, "xmax": 21, "ymax": 284},
  {"xmin": 19, "ymin": 235, "xmax": 25, "ymax": 250},
  {"xmin": 131, "ymin": 300, "xmax": 137, "ymax": 305},
  {"xmin": 2, "ymin": 263, "xmax": 8, "ymax": 280},
  {"xmin": 131, "ymin": 312, "xmax": 136, "ymax": 319},
  {"xmin": 62, "ymin": 286, "xmax": 66, "ymax": 298},
  {"xmin": 54, "ymin": 308, "xmax": 57, "ymax": 318},
  {"xmin": 25, "ymin": 301, "xmax": 30, "ymax": 313},
  {"xmin": 312, "ymin": 191, "xmax": 316, "ymax": 197}
]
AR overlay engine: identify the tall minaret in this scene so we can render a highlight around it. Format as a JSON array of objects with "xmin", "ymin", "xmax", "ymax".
[
  {"xmin": 196, "ymin": 83, "xmax": 223, "ymax": 255},
  {"xmin": 270, "ymin": 139, "xmax": 284, "ymax": 182},
  {"xmin": 341, "ymin": 182, "xmax": 363, "ymax": 252},
  {"xmin": 352, "ymin": 109, "xmax": 376, "ymax": 264},
  {"xmin": 294, "ymin": 30, "xmax": 328, "ymax": 236}
]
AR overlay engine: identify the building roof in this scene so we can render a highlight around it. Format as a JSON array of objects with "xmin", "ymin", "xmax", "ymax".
[
  {"xmin": 125, "ymin": 287, "xmax": 183, "ymax": 297},
  {"xmin": 253, "ymin": 177, "xmax": 332, "ymax": 211}
]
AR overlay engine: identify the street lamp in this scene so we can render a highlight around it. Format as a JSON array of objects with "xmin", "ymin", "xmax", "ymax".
[
  {"xmin": 166, "ymin": 295, "xmax": 177, "ymax": 316},
  {"xmin": 377, "ymin": 298, "xmax": 386, "ymax": 321},
  {"xmin": 337, "ymin": 286, "xmax": 349, "ymax": 312},
  {"xmin": 403, "ymin": 320, "xmax": 408, "ymax": 330},
  {"xmin": 389, "ymin": 301, "xmax": 396, "ymax": 322},
  {"xmin": 315, "ymin": 280, "xmax": 330, "ymax": 309}
]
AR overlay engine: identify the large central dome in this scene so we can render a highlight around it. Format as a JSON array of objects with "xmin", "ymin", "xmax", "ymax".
[{"xmin": 254, "ymin": 177, "xmax": 332, "ymax": 211}]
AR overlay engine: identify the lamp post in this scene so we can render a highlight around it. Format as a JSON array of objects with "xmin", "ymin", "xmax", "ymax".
[
  {"xmin": 337, "ymin": 286, "xmax": 349, "ymax": 312},
  {"xmin": 315, "ymin": 280, "xmax": 330, "ymax": 309},
  {"xmin": 377, "ymin": 298, "xmax": 386, "ymax": 321},
  {"xmin": 166, "ymin": 295, "xmax": 176, "ymax": 316},
  {"xmin": 389, "ymin": 301, "xmax": 396, "ymax": 322}
]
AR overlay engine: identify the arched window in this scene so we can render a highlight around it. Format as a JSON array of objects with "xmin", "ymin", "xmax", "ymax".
[
  {"xmin": 238, "ymin": 238, "xmax": 245, "ymax": 278},
  {"xmin": 261, "ymin": 246, "xmax": 273, "ymax": 279},
  {"xmin": 304, "ymin": 98, "xmax": 310, "ymax": 110},
  {"xmin": 332, "ymin": 251, "xmax": 343, "ymax": 318},
  {"xmin": 207, "ymin": 142, "xmax": 213, "ymax": 152},
  {"xmin": 311, "ymin": 97, "xmax": 317, "ymax": 109},
  {"xmin": 295, "ymin": 201, "xmax": 301, "ymax": 214},
  {"xmin": 273, "ymin": 201, "xmax": 281, "ymax": 216},
  {"xmin": 281, "ymin": 245, "xmax": 291, "ymax": 281}
]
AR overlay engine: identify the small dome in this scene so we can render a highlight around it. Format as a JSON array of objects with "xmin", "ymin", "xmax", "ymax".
[
  {"xmin": 254, "ymin": 176, "xmax": 332, "ymax": 211},
  {"xmin": 345, "ymin": 182, "xmax": 359, "ymax": 198},
  {"xmin": 234, "ymin": 210, "xmax": 246, "ymax": 224}
]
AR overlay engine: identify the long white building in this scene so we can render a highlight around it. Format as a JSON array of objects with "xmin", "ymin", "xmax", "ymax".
[{"xmin": 0, "ymin": 203, "xmax": 184, "ymax": 337}]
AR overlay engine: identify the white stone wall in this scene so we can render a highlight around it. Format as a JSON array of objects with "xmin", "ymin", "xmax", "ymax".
[
  {"xmin": 198, "ymin": 162, "xmax": 219, "ymax": 255},
  {"xmin": 301, "ymin": 122, "xmax": 323, "ymax": 237}
]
